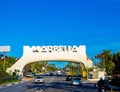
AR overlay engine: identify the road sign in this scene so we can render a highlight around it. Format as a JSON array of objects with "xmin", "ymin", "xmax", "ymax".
[{"xmin": 0, "ymin": 46, "xmax": 10, "ymax": 52}]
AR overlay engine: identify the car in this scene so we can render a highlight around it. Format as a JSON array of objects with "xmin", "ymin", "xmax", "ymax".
[
  {"xmin": 49, "ymin": 72, "xmax": 54, "ymax": 76},
  {"xmin": 66, "ymin": 75, "xmax": 73, "ymax": 81},
  {"xmin": 57, "ymin": 71, "xmax": 61, "ymax": 75},
  {"xmin": 44, "ymin": 72, "xmax": 50, "ymax": 76},
  {"xmin": 26, "ymin": 73, "xmax": 34, "ymax": 77},
  {"xmin": 71, "ymin": 77, "xmax": 83, "ymax": 86},
  {"xmin": 34, "ymin": 76, "xmax": 44, "ymax": 83}
]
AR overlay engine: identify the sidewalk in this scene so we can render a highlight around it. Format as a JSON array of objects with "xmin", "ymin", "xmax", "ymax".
[
  {"xmin": 83, "ymin": 80, "xmax": 98, "ymax": 83},
  {"xmin": 0, "ymin": 81, "xmax": 24, "ymax": 88},
  {"xmin": 0, "ymin": 77, "xmax": 33, "ymax": 88},
  {"xmin": 22, "ymin": 77, "xmax": 33, "ymax": 81}
]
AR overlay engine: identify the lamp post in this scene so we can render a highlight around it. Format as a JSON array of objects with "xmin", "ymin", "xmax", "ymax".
[
  {"xmin": 86, "ymin": 56, "xmax": 91, "ymax": 80},
  {"xmin": 87, "ymin": 66, "xmax": 89, "ymax": 80},
  {"xmin": 0, "ymin": 46, "xmax": 10, "ymax": 70},
  {"xmin": 86, "ymin": 57, "xmax": 89, "ymax": 80},
  {"xmin": 3, "ymin": 52, "xmax": 6, "ymax": 70},
  {"xmin": 92, "ymin": 56, "xmax": 98, "ymax": 79}
]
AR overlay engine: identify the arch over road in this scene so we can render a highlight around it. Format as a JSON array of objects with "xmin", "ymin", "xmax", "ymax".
[{"xmin": 7, "ymin": 45, "xmax": 93, "ymax": 75}]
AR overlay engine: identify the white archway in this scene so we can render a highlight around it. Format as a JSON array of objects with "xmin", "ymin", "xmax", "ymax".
[{"xmin": 7, "ymin": 45, "xmax": 93, "ymax": 75}]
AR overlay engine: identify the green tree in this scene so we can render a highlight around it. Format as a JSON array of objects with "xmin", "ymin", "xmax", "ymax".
[
  {"xmin": 5, "ymin": 56, "xmax": 16, "ymax": 68},
  {"xmin": 0, "ymin": 56, "xmax": 17, "ymax": 71},
  {"xmin": 73, "ymin": 62, "xmax": 81, "ymax": 74},
  {"xmin": 97, "ymin": 50, "xmax": 115, "ymax": 75},
  {"xmin": 66, "ymin": 61, "xmax": 73, "ymax": 71},
  {"xmin": 113, "ymin": 52, "xmax": 120, "ymax": 74},
  {"xmin": 46, "ymin": 64, "xmax": 57, "ymax": 71},
  {"xmin": 64, "ymin": 61, "xmax": 82, "ymax": 75},
  {"xmin": 28, "ymin": 61, "xmax": 48, "ymax": 73}
]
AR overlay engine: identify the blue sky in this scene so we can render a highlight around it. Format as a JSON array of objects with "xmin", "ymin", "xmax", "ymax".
[{"xmin": 0, "ymin": 0, "xmax": 120, "ymax": 67}]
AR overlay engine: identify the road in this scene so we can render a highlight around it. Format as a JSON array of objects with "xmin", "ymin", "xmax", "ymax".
[{"xmin": 0, "ymin": 76, "xmax": 97, "ymax": 92}]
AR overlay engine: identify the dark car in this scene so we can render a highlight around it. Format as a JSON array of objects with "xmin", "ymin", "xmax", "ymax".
[
  {"xmin": 66, "ymin": 75, "xmax": 73, "ymax": 81},
  {"xmin": 72, "ymin": 77, "xmax": 83, "ymax": 86}
]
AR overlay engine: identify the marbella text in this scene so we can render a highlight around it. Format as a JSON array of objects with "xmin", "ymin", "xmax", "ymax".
[{"xmin": 32, "ymin": 45, "xmax": 79, "ymax": 53}]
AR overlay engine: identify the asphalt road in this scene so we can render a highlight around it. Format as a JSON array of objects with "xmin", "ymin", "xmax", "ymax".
[{"xmin": 0, "ymin": 76, "xmax": 98, "ymax": 92}]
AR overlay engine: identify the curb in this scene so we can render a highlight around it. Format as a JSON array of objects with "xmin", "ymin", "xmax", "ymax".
[{"xmin": 109, "ymin": 85, "xmax": 120, "ymax": 91}]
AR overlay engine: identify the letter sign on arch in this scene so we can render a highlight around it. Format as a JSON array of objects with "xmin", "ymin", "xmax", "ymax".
[{"xmin": 7, "ymin": 45, "xmax": 93, "ymax": 75}]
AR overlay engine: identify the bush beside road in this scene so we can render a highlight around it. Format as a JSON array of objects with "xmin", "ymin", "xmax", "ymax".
[{"xmin": 0, "ymin": 70, "xmax": 19, "ymax": 84}]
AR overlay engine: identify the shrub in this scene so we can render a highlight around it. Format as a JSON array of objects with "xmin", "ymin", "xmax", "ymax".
[{"xmin": 0, "ymin": 70, "xmax": 18, "ymax": 84}]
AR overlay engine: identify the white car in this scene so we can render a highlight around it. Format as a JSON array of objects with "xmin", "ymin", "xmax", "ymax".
[
  {"xmin": 72, "ymin": 77, "xmax": 83, "ymax": 86},
  {"xmin": 34, "ymin": 76, "xmax": 44, "ymax": 83}
]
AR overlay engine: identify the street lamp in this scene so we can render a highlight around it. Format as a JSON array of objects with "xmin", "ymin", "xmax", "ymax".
[
  {"xmin": 3, "ymin": 52, "xmax": 6, "ymax": 70},
  {"xmin": 1, "ymin": 52, "xmax": 7, "ymax": 70},
  {"xmin": 93, "ymin": 56, "xmax": 98, "ymax": 69},
  {"xmin": 86, "ymin": 58, "xmax": 89, "ymax": 80},
  {"xmin": 0, "ymin": 46, "xmax": 10, "ymax": 70}
]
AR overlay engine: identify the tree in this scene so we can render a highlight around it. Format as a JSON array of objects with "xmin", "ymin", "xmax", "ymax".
[
  {"xmin": 0, "ymin": 56, "xmax": 16, "ymax": 71},
  {"xmin": 65, "ymin": 61, "xmax": 73, "ymax": 71},
  {"xmin": 113, "ymin": 52, "xmax": 120, "ymax": 74},
  {"xmin": 74, "ymin": 62, "xmax": 81, "ymax": 74},
  {"xmin": 27, "ymin": 61, "xmax": 48, "ymax": 73},
  {"xmin": 96, "ymin": 50, "xmax": 115, "ymax": 75},
  {"xmin": 46, "ymin": 64, "xmax": 57, "ymax": 71},
  {"xmin": 64, "ymin": 61, "xmax": 82, "ymax": 75}
]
